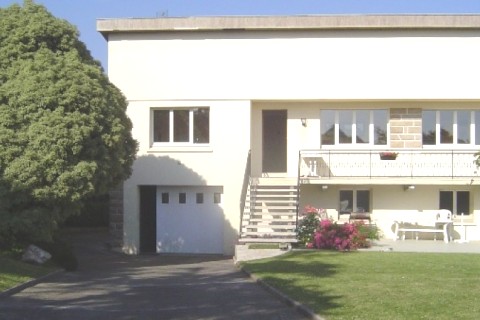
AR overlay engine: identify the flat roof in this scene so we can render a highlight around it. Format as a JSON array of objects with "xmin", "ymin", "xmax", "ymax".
[{"xmin": 97, "ymin": 15, "xmax": 480, "ymax": 35}]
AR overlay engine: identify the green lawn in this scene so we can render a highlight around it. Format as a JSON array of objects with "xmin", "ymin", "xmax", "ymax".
[
  {"xmin": 0, "ymin": 253, "xmax": 56, "ymax": 292},
  {"xmin": 242, "ymin": 251, "xmax": 480, "ymax": 320}
]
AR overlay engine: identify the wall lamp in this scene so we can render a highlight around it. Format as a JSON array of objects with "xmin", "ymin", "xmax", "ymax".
[
  {"xmin": 404, "ymin": 185, "xmax": 415, "ymax": 191},
  {"xmin": 321, "ymin": 185, "xmax": 328, "ymax": 191},
  {"xmin": 301, "ymin": 118, "xmax": 307, "ymax": 127}
]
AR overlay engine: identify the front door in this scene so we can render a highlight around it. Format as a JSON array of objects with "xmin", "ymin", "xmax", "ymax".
[{"xmin": 262, "ymin": 110, "xmax": 287, "ymax": 173}]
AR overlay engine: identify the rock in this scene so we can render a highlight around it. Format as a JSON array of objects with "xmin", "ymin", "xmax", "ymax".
[{"xmin": 22, "ymin": 245, "xmax": 52, "ymax": 265}]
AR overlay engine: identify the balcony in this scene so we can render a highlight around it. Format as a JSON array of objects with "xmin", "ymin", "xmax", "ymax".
[{"xmin": 299, "ymin": 149, "xmax": 480, "ymax": 184}]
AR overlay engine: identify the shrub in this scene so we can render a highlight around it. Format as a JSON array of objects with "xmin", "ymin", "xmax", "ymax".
[
  {"xmin": 64, "ymin": 193, "xmax": 109, "ymax": 228},
  {"xmin": 315, "ymin": 219, "xmax": 377, "ymax": 251},
  {"xmin": 357, "ymin": 222, "xmax": 380, "ymax": 241},
  {"xmin": 296, "ymin": 205, "xmax": 323, "ymax": 248},
  {"xmin": 35, "ymin": 238, "xmax": 78, "ymax": 271},
  {"xmin": 297, "ymin": 205, "xmax": 379, "ymax": 251}
]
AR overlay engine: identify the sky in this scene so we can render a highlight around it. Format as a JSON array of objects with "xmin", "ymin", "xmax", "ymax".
[{"xmin": 1, "ymin": 0, "xmax": 480, "ymax": 71}]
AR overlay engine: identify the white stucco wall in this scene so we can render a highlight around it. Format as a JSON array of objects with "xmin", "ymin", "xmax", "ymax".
[
  {"xmin": 251, "ymin": 100, "xmax": 480, "ymax": 178},
  {"xmin": 105, "ymin": 25, "xmax": 480, "ymax": 252},
  {"xmin": 122, "ymin": 100, "xmax": 251, "ymax": 254},
  {"xmin": 300, "ymin": 184, "xmax": 480, "ymax": 241},
  {"xmin": 250, "ymin": 102, "xmax": 321, "ymax": 177},
  {"xmin": 108, "ymin": 30, "xmax": 480, "ymax": 101}
]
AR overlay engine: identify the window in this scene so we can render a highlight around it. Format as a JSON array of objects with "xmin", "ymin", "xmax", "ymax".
[
  {"xmin": 179, "ymin": 192, "xmax": 187, "ymax": 204},
  {"xmin": 153, "ymin": 108, "xmax": 210, "ymax": 144},
  {"xmin": 339, "ymin": 190, "xmax": 370, "ymax": 213},
  {"xmin": 214, "ymin": 192, "xmax": 221, "ymax": 204},
  {"xmin": 423, "ymin": 110, "xmax": 480, "ymax": 146},
  {"xmin": 161, "ymin": 192, "xmax": 169, "ymax": 204},
  {"xmin": 439, "ymin": 191, "xmax": 470, "ymax": 215},
  {"xmin": 196, "ymin": 193, "xmax": 204, "ymax": 204},
  {"xmin": 321, "ymin": 110, "xmax": 387, "ymax": 146},
  {"xmin": 153, "ymin": 110, "xmax": 169, "ymax": 142}
]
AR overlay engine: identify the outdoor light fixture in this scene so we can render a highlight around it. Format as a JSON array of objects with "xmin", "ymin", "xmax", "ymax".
[
  {"xmin": 301, "ymin": 118, "xmax": 307, "ymax": 127},
  {"xmin": 321, "ymin": 185, "xmax": 328, "ymax": 190},
  {"xmin": 404, "ymin": 185, "xmax": 415, "ymax": 191}
]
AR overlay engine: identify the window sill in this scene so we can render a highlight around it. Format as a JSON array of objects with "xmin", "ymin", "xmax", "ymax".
[{"xmin": 147, "ymin": 145, "xmax": 213, "ymax": 153}]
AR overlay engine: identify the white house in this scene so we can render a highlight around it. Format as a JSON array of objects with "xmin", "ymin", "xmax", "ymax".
[{"xmin": 98, "ymin": 15, "xmax": 480, "ymax": 255}]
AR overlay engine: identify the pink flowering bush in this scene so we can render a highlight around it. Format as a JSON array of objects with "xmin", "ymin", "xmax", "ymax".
[
  {"xmin": 297, "ymin": 205, "xmax": 378, "ymax": 251},
  {"xmin": 314, "ymin": 219, "xmax": 371, "ymax": 251}
]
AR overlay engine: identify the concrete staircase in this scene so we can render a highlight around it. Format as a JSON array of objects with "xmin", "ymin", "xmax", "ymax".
[{"xmin": 239, "ymin": 177, "xmax": 299, "ymax": 243}]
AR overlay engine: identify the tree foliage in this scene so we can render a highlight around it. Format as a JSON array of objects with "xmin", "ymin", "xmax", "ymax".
[{"xmin": 0, "ymin": 1, "xmax": 137, "ymax": 245}]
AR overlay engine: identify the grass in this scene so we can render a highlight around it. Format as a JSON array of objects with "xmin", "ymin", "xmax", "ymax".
[
  {"xmin": 242, "ymin": 251, "xmax": 480, "ymax": 320},
  {"xmin": 0, "ymin": 252, "xmax": 56, "ymax": 292}
]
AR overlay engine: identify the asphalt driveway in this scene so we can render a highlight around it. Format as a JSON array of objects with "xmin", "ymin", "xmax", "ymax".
[{"xmin": 0, "ymin": 230, "xmax": 306, "ymax": 320}]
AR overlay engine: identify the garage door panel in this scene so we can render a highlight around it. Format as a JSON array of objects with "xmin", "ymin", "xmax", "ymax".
[{"xmin": 156, "ymin": 187, "xmax": 224, "ymax": 254}]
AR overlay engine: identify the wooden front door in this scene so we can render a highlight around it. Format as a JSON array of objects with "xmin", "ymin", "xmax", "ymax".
[{"xmin": 262, "ymin": 110, "xmax": 287, "ymax": 173}]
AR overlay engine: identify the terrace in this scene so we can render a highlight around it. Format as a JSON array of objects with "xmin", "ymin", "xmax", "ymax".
[{"xmin": 299, "ymin": 149, "xmax": 480, "ymax": 184}]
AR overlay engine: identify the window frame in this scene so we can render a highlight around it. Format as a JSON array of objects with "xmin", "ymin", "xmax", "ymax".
[
  {"xmin": 151, "ymin": 107, "xmax": 210, "ymax": 147},
  {"xmin": 439, "ymin": 190, "xmax": 470, "ymax": 216},
  {"xmin": 422, "ymin": 110, "xmax": 480, "ymax": 148},
  {"xmin": 339, "ymin": 189, "xmax": 371, "ymax": 213},
  {"xmin": 214, "ymin": 192, "xmax": 221, "ymax": 204},
  {"xmin": 161, "ymin": 192, "xmax": 169, "ymax": 204},
  {"xmin": 321, "ymin": 109, "xmax": 389, "ymax": 148},
  {"xmin": 179, "ymin": 192, "xmax": 187, "ymax": 204}
]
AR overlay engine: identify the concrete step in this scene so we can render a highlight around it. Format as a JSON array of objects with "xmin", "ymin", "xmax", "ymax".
[
  {"xmin": 243, "ymin": 224, "xmax": 297, "ymax": 230},
  {"xmin": 245, "ymin": 213, "xmax": 297, "ymax": 218},
  {"xmin": 247, "ymin": 194, "xmax": 297, "ymax": 198},
  {"xmin": 245, "ymin": 218, "xmax": 297, "ymax": 223},
  {"xmin": 238, "ymin": 237, "xmax": 298, "ymax": 243},
  {"xmin": 252, "ymin": 177, "xmax": 297, "ymax": 185},
  {"xmin": 244, "ymin": 204, "xmax": 297, "ymax": 209},
  {"xmin": 234, "ymin": 244, "xmax": 291, "ymax": 263},
  {"xmin": 241, "ymin": 178, "xmax": 299, "ymax": 244},
  {"xmin": 242, "ymin": 231, "xmax": 297, "ymax": 237},
  {"xmin": 247, "ymin": 201, "xmax": 298, "ymax": 206},
  {"xmin": 249, "ymin": 188, "xmax": 297, "ymax": 192}
]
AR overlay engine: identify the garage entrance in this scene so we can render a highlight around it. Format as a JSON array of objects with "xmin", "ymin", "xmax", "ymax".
[{"xmin": 156, "ymin": 186, "xmax": 224, "ymax": 254}]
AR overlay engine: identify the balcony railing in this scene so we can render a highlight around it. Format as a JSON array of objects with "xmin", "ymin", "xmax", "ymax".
[{"xmin": 299, "ymin": 149, "xmax": 479, "ymax": 179}]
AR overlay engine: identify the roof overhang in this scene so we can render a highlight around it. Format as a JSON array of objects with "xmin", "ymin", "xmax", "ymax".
[{"xmin": 97, "ymin": 14, "xmax": 480, "ymax": 39}]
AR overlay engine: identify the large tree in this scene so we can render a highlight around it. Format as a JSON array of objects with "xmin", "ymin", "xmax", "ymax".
[{"xmin": 0, "ymin": 1, "xmax": 137, "ymax": 245}]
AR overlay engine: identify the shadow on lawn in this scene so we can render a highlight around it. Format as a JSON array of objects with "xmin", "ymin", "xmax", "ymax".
[{"xmin": 242, "ymin": 251, "xmax": 343, "ymax": 315}]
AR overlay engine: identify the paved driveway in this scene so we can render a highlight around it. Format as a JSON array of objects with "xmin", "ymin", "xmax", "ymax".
[{"xmin": 0, "ymin": 230, "xmax": 306, "ymax": 320}]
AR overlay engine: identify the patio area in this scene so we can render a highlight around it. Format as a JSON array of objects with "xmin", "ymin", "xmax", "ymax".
[
  {"xmin": 235, "ymin": 239, "xmax": 480, "ymax": 262},
  {"xmin": 363, "ymin": 239, "xmax": 480, "ymax": 253}
]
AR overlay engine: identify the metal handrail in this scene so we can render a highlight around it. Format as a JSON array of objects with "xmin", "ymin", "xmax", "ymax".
[{"xmin": 298, "ymin": 149, "xmax": 479, "ymax": 179}]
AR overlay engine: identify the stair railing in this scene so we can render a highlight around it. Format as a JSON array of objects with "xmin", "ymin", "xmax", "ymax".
[
  {"xmin": 296, "ymin": 151, "xmax": 302, "ymax": 232},
  {"xmin": 239, "ymin": 150, "xmax": 252, "ymax": 238}
]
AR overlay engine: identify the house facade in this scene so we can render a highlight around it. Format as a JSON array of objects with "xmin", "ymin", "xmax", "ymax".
[{"xmin": 98, "ymin": 15, "xmax": 480, "ymax": 255}]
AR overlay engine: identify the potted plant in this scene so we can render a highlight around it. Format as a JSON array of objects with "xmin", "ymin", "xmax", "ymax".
[{"xmin": 379, "ymin": 151, "xmax": 398, "ymax": 160}]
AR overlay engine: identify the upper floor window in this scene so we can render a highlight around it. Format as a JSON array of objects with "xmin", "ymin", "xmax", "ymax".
[
  {"xmin": 321, "ymin": 110, "xmax": 387, "ymax": 146},
  {"xmin": 422, "ymin": 110, "xmax": 480, "ymax": 146},
  {"xmin": 153, "ymin": 108, "xmax": 209, "ymax": 145}
]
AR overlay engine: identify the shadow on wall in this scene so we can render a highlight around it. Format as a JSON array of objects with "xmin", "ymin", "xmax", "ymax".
[
  {"xmin": 132, "ymin": 154, "xmax": 207, "ymax": 186},
  {"xmin": 127, "ymin": 154, "xmax": 238, "ymax": 256},
  {"xmin": 239, "ymin": 150, "xmax": 251, "ymax": 227}
]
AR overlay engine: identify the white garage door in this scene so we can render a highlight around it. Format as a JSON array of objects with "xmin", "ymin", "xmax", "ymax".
[{"xmin": 156, "ymin": 186, "xmax": 224, "ymax": 254}]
